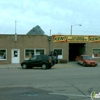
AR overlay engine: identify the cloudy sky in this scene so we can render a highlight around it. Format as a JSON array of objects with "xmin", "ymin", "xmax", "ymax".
[{"xmin": 0, "ymin": 0, "xmax": 100, "ymax": 36}]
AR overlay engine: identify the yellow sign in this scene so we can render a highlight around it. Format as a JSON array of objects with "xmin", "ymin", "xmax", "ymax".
[
  {"xmin": 52, "ymin": 35, "xmax": 100, "ymax": 42},
  {"xmin": 89, "ymin": 36, "xmax": 100, "ymax": 42},
  {"xmin": 68, "ymin": 36, "xmax": 88, "ymax": 42},
  {"xmin": 53, "ymin": 35, "xmax": 67, "ymax": 42}
]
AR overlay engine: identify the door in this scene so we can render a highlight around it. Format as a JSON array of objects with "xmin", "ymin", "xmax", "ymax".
[
  {"xmin": 12, "ymin": 49, "xmax": 20, "ymax": 63},
  {"xmin": 29, "ymin": 55, "xmax": 41, "ymax": 67}
]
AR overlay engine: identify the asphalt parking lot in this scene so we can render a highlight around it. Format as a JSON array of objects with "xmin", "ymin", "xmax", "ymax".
[{"xmin": 0, "ymin": 62, "xmax": 100, "ymax": 100}]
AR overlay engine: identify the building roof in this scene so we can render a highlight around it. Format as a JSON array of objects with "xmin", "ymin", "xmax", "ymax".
[{"xmin": 27, "ymin": 25, "xmax": 45, "ymax": 35}]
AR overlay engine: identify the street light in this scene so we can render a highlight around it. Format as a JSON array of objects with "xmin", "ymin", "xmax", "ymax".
[{"xmin": 70, "ymin": 24, "xmax": 82, "ymax": 35}]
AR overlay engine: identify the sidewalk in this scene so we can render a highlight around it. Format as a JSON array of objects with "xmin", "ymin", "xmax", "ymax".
[{"xmin": 0, "ymin": 64, "xmax": 21, "ymax": 69}]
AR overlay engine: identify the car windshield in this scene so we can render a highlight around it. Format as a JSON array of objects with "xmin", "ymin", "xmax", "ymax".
[{"xmin": 83, "ymin": 56, "xmax": 92, "ymax": 60}]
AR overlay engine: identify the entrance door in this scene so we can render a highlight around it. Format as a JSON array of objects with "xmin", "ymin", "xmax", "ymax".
[
  {"xmin": 69, "ymin": 43, "xmax": 86, "ymax": 61},
  {"xmin": 12, "ymin": 49, "xmax": 20, "ymax": 63}
]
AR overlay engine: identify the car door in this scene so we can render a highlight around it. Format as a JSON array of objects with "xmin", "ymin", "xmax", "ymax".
[
  {"xmin": 29, "ymin": 56, "xmax": 37, "ymax": 66},
  {"xmin": 29, "ymin": 55, "xmax": 41, "ymax": 67},
  {"xmin": 33, "ymin": 55, "xmax": 42, "ymax": 67}
]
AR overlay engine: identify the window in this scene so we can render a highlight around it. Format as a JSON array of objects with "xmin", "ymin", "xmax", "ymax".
[
  {"xmin": 36, "ymin": 49, "xmax": 45, "ymax": 55},
  {"xmin": 54, "ymin": 49, "xmax": 63, "ymax": 59},
  {"xmin": 25, "ymin": 49, "xmax": 34, "ymax": 60},
  {"xmin": 92, "ymin": 49, "xmax": 100, "ymax": 58},
  {"xmin": 14, "ymin": 50, "xmax": 18, "ymax": 57},
  {"xmin": 25, "ymin": 49, "xmax": 45, "ymax": 60},
  {"xmin": 0, "ymin": 50, "xmax": 6, "ymax": 60},
  {"xmin": 83, "ymin": 56, "xmax": 92, "ymax": 60}
]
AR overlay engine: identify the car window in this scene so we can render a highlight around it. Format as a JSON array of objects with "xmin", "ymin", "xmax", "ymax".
[
  {"xmin": 41, "ymin": 55, "xmax": 49, "ymax": 60},
  {"xmin": 41, "ymin": 55, "xmax": 45, "ymax": 60},
  {"xmin": 83, "ymin": 56, "xmax": 92, "ymax": 60},
  {"xmin": 37, "ymin": 56, "xmax": 41, "ymax": 60},
  {"xmin": 30, "ymin": 56, "xmax": 37, "ymax": 60},
  {"xmin": 44, "ymin": 55, "xmax": 49, "ymax": 60}
]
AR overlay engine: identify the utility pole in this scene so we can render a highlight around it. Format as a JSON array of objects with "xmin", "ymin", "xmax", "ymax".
[
  {"xmin": 48, "ymin": 30, "xmax": 51, "ymax": 54},
  {"xmin": 15, "ymin": 20, "xmax": 17, "ymax": 41}
]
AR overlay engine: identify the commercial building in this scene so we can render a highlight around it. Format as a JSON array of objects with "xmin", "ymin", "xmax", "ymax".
[
  {"xmin": 0, "ymin": 34, "xmax": 100, "ymax": 64},
  {"xmin": 0, "ymin": 25, "xmax": 100, "ymax": 64}
]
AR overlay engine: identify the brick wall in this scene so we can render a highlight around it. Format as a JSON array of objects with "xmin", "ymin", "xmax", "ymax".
[{"xmin": 0, "ymin": 35, "xmax": 100, "ymax": 64}]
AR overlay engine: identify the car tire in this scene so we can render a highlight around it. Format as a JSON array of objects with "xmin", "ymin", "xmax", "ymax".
[
  {"xmin": 41, "ymin": 64, "xmax": 47, "ymax": 69},
  {"xmin": 22, "ymin": 64, "xmax": 27, "ymax": 69}
]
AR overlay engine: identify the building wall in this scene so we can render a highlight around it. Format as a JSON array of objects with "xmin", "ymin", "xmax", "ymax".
[
  {"xmin": 86, "ymin": 42, "xmax": 100, "ymax": 61},
  {"xmin": 0, "ymin": 35, "xmax": 100, "ymax": 64},
  {"xmin": 0, "ymin": 35, "xmax": 49, "ymax": 64},
  {"xmin": 50, "ymin": 39, "xmax": 68, "ymax": 61}
]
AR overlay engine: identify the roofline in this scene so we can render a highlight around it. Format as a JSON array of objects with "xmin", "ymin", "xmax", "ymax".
[{"xmin": 0, "ymin": 34, "xmax": 49, "ymax": 36}]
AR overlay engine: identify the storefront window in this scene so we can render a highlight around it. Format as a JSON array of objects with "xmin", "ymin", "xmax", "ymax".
[
  {"xmin": 92, "ymin": 49, "xmax": 100, "ymax": 58},
  {"xmin": 25, "ymin": 49, "xmax": 34, "ymax": 60},
  {"xmin": 25, "ymin": 49, "xmax": 45, "ymax": 60},
  {"xmin": 0, "ymin": 50, "xmax": 6, "ymax": 60},
  {"xmin": 36, "ymin": 49, "xmax": 45, "ymax": 55},
  {"xmin": 54, "ymin": 49, "xmax": 63, "ymax": 59}
]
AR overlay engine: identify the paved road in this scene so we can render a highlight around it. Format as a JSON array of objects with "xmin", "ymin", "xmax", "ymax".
[{"xmin": 0, "ymin": 62, "xmax": 100, "ymax": 100}]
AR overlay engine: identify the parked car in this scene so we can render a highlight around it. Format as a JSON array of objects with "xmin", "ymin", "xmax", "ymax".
[
  {"xmin": 76, "ymin": 55, "xmax": 98, "ymax": 67},
  {"xmin": 21, "ymin": 55, "xmax": 53, "ymax": 69}
]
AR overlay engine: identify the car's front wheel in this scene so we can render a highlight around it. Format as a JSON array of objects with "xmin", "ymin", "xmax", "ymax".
[
  {"xmin": 22, "ymin": 64, "xmax": 27, "ymax": 69},
  {"xmin": 41, "ymin": 64, "xmax": 47, "ymax": 69}
]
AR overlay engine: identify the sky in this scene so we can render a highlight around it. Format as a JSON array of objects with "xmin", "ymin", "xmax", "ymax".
[{"xmin": 0, "ymin": 0, "xmax": 100, "ymax": 36}]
